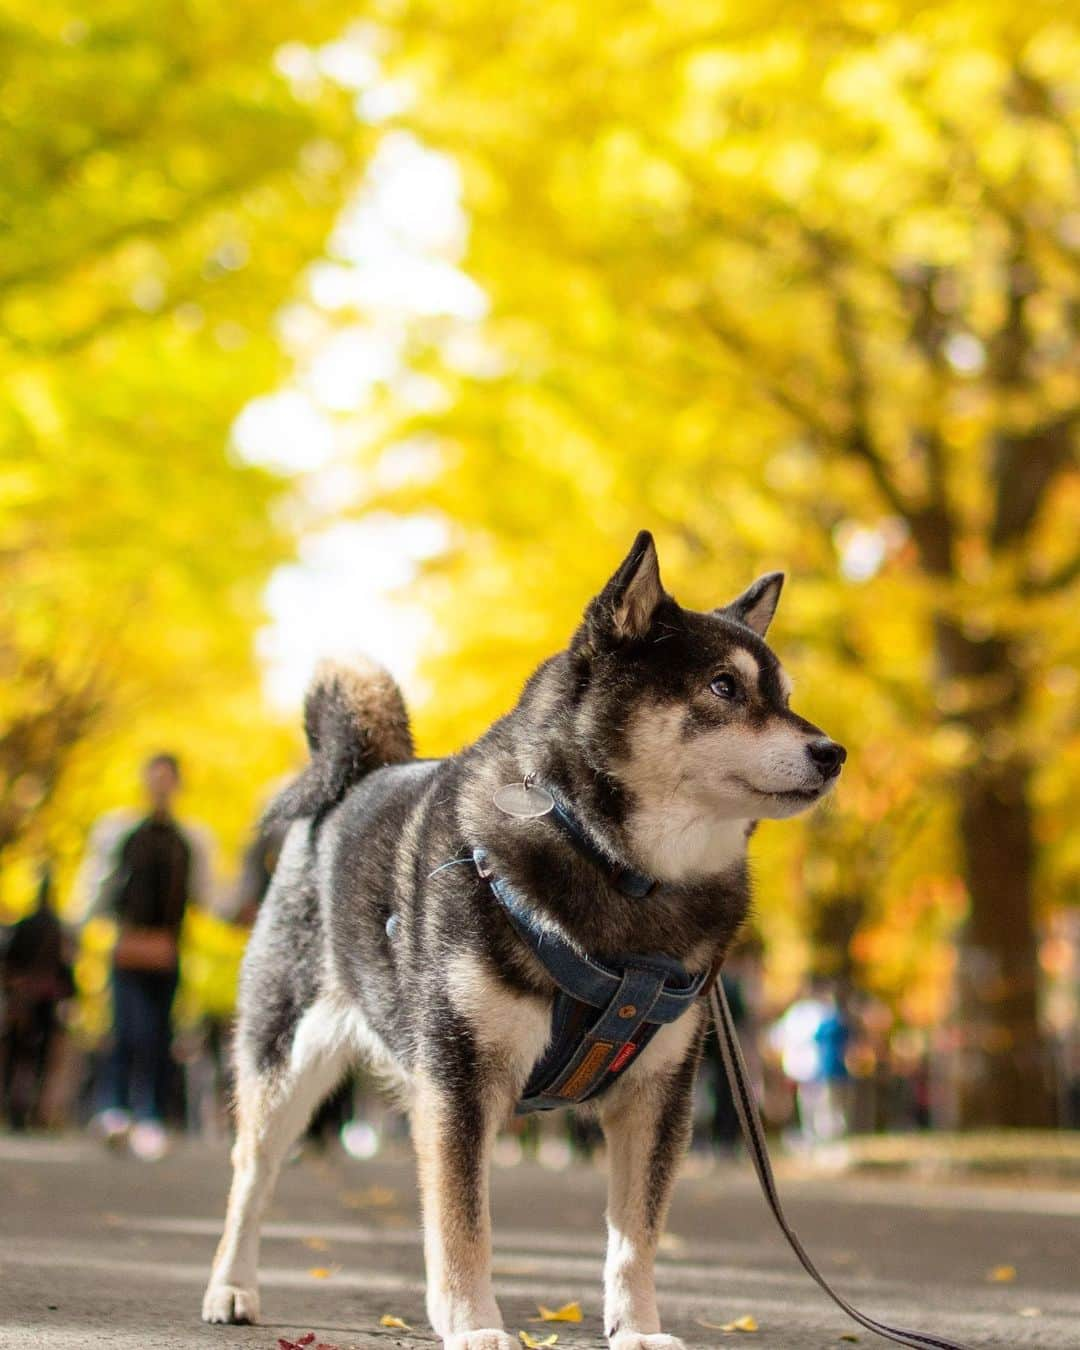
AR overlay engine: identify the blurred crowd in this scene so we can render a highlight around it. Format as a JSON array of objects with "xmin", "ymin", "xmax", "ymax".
[{"xmin": 3, "ymin": 754, "xmax": 1079, "ymax": 1160}]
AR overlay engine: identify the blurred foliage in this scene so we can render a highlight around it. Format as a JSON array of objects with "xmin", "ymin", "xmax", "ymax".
[
  {"xmin": 0, "ymin": 1, "xmax": 374, "ymax": 921},
  {"xmin": 0, "ymin": 0, "xmax": 1077, "ymax": 1106},
  {"xmin": 350, "ymin": 0, "xmax": 1080, "ymax": 1046}
]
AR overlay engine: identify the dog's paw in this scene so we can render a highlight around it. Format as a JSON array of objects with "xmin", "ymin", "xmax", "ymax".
[
  {"xmin": 609, "ymin": 1334, "xmax": 685, "ymax": 1350},
  {"xmin": 201, "ymin": 1282, "xmax": 260, "ymax": 1325},
  {"xmin": 445, "ymin": 1331, "xmax": 514, "ymax": 1350}
]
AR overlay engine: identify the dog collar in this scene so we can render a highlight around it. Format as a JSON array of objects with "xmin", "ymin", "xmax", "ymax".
[
  {"xmin": 542, "ymin": 787, "xmax": 657, "ymax": 899},
  {"xmin": 474, "ymin": 847, "xmax": 707, "ymax": 1113}
]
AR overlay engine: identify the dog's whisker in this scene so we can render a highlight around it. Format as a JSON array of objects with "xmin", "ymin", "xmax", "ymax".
[{"xmin": 427, "ymin": 857, "xmax": 475, "ymax": 879}]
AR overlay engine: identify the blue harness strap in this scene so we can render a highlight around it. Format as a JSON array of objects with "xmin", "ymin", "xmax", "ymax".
[{"xmin": 474, "ymin": 849, "xmax": 708, "ymax": 1114}]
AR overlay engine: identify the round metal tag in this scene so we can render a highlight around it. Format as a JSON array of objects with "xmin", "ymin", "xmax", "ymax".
[{"xmin": 492, "ymin": 782, "xmax": 555, "ymax": 819}]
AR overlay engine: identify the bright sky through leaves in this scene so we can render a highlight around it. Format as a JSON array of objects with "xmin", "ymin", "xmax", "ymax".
[{"xmin": 231, "ymin": 79, "xmax": 480, "ymax": 708}]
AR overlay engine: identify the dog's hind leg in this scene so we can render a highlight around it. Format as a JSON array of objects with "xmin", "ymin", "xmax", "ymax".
[
  {"xmin": 202, "ymin": 1000, "xmax": 352, "ymax": 1325},
  {"xmin": 598, "ymin": 1022, "xmax": 702, "ymax": 1350},
  {"xmin": 412, "ymin": 1070, "xmax": 512, "ymax": 1350}
]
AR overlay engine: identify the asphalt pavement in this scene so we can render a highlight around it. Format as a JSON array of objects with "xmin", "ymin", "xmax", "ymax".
[{"xmin": 0, "ymin": 1134, "xmax": 1076, "ymax": 1349}]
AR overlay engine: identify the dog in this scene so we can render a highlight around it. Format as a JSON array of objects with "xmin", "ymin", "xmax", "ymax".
[{"xmin": 203, "ymin": 530, "xmax": 845, "ymax": 1350}]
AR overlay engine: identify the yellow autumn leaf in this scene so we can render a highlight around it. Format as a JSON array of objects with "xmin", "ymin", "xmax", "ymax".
[
  {"xmin": 303, "ymin": 1236, "xmax": 330, "ymax": 1252},
  {"xmin": 519, "ymin": 1333, "xmax": 558, "ymax": 1349},
  {"xmin": 989, "ymin": 1265, "xmax": 1016, "ymax": 1283},
  {"xmin": 697, "ymin": 1315, "xmax": 759, "ymax": 1333},
  {"xmin": 721, "ymin": 1315, "xmax": 758, "ymax": 1333},
  {"xmin": 534, "ymin": 1302, "xmax": 582, "ymax": 1323},
  {"xmin": 380, "ymin": 1315, "xmax": 413, "ymax": 1330},
  {"xmin": 307, "ymin": 1266, "xmax": 338, "ymax": 1280}
]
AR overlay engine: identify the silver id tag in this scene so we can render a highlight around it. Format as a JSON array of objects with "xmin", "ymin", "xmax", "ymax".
[{"xmin": 492, "ymin": 781, "xmax": 555, "ymax": 819}]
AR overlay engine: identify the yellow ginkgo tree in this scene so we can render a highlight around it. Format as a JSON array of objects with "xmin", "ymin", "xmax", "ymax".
[{"xmin": 361, "ymin": 0, "xmax": 1080, "ymax": 1126}]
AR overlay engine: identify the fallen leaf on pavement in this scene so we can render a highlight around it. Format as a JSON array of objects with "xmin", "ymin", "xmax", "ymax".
[
  {"xmin": 379, "ymin": 1315, "xmax": 412, "ymax": 1330},
  {"xmin": 533, "ymin": 1302, "xmax": 582, "ymax": 1323},
  {"xmin": 519, "ymin": 1333, "xmax": 558, "ymax": 1348},
  {"xmin": 840, "ymin": 1336, "xmax": 860, "ymax": 1343},
  {"xmin": 307, "ymin": 1266, "xmax": 340, "ymax": 1279},
  {"xmin": 988, "ymin": 1265, "xmax": 1016, "ymax": 1283},
  {"xmin": 700, "ymin": 1314, "xmax": 758, "ymax": 1333},
  {"xmin": 303, "ymin": 1237, "xmax": 330, "ymax": 1252}
]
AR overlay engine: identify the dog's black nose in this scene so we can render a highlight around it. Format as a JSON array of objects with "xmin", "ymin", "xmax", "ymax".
[{"xmin": 807, "ymin": 738, "xmax": 846, "ymax": 779}]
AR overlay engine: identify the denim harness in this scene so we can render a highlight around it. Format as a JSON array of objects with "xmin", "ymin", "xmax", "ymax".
[{"xmin": 473, "ymin": 843, "xmax": 709, "ymax": 1114}]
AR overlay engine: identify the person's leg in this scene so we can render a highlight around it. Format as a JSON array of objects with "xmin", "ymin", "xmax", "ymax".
[
  {"xmin": 28, "ymin": 1000, "xmax": 56, "ymax": 1127},
  {"xmin": 148, "ymin": 969, "xmax": 179, "ymax": 1124},
  {"xmin": 3, "ymin": 1011, "xmax": 29, "ymax": 1131},
  {"xmin": 796, "ymin": 1079, "xmax": 823, "ymax": 1144},
  {"xmin": 126, "ymin": 971, "xmax": 178, "ymax": 1158},
  {"xmin": 97, "ymin": 969, "xmax": 135, "ymax": 1120},
  {"xmin": 124, "ymin": 972, "xmax": 159, "ymax": 1125}
]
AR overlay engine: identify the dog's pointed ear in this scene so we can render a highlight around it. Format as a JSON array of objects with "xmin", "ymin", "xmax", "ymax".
[
  {"xmin": 720, "ymin": 571, "xmax": 784, "ymax": 637},
  {"xmin": 582, "ymin": 531, "xmax": 669, "ymax": 647}
]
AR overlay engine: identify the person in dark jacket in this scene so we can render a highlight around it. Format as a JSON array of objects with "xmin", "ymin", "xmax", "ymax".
[
  {"xmin": 1, "ymin": 865, "xmax": 74, "ymax": 1130},
  {"xmin": 82, "ymin": 753, "xmax": 211, "ymax": 1159}
]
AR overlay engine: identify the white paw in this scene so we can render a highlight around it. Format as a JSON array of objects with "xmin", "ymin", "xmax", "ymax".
[
  {"xmin": 201, "ymin": 1282, "xmax": 260, "ymax": 1324},
  {"xmin": 610, "ymin": 1335, "xmax": 685, "ymax": 1350},
  {"xmin": 445, "ymin": 1331, "xmax": 514, "ymax": 1350}
]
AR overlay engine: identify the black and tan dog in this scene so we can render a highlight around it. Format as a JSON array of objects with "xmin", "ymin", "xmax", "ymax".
[{"xmin": 203, "ymin": 531, "xmax": 844, "ymax": 1350}]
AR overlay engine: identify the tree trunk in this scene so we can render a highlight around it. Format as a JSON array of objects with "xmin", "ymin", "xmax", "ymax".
[
  {"xmin": 933, "ymin": 620, "xmax": 1057, "ymax": 1127},
  {"xmin": 951, "ymin": 758, "xmax": 1057, "ymax": 1126}
]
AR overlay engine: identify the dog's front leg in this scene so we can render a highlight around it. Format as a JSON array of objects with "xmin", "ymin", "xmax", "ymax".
[
  {"xmin": 599, "ymin": 1031, "xmax": 700, "ymax": 1350},
  {"xmin": 412, "ymin": 1070, "xmax": 510, "ymax": 1350}
]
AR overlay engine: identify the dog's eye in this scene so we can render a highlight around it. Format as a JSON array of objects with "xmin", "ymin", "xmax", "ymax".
[{"xmin": 709, "ymin": 674, "xmax": 738, "ymax": 699}]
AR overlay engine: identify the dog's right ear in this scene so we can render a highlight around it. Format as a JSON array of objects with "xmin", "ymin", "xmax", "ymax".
[{"xmin": 578, "ymin": 531, "xmax": 668, "ymax": 650}]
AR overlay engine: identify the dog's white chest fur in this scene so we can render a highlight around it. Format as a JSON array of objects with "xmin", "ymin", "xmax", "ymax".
[{"xmin": 630, "ymin": 806, "xmax": 748, "ymax": 883}]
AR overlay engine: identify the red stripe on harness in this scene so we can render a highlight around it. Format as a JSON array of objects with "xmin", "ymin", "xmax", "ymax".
[{"xmin": 609, "ymin": 1041, "xmax": 638, "ymax": 1073}]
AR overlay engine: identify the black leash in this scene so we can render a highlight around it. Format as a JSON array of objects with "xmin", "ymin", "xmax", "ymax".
[{"xmin": 710, "ymin": 982, "xmax": 975, "ymax": 1350}]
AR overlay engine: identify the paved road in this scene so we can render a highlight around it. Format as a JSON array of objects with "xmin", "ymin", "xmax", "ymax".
[{"xmin": 0, "ymin": 1135, "xmax": 1076, "ymax": 1349}]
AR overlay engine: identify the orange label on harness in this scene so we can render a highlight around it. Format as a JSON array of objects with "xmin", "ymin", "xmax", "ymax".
[
  {"xmin": 609, "ymin": 1042, "xmax": 637, "ymax": 1073},
  {"xmin": 558, "ymin": 1040, "xmax": 613, "ymax": 1097}
]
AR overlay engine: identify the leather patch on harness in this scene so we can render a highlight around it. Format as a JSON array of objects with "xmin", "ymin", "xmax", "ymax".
[{"xmin": 558, "ymin": 1040, "xmax": 613, "ymax": 1098}]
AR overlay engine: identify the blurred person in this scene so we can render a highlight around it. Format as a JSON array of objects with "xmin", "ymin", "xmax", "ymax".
[
  {"xmin": 1, "ymin": 865, "xmax": 74, "ymax": 1131},
  {"xmin": 80, "ymin": 753, "xmax": 212, "ymax": 1160},
  {"xmin": 810, "ymin": 989, "xmax": 851, "ymax": 1142},
  {"xmin": 769, "ymin": 981, "xmax": 851, "ymax": 1147}
]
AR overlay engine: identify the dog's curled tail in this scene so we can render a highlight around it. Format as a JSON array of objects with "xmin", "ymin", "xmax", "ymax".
[{"xmin": 265, "ymin": 658, "xmax": 414, "ymax": 825}]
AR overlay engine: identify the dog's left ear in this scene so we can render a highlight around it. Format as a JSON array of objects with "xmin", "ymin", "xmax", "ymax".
[
  {"xmin": 583, "ymin": 530, "xmax": 669, "ymax": 646},
  {"xmin": 720, "ymin": 572, "xmax": 784, "ymax": 637}
]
